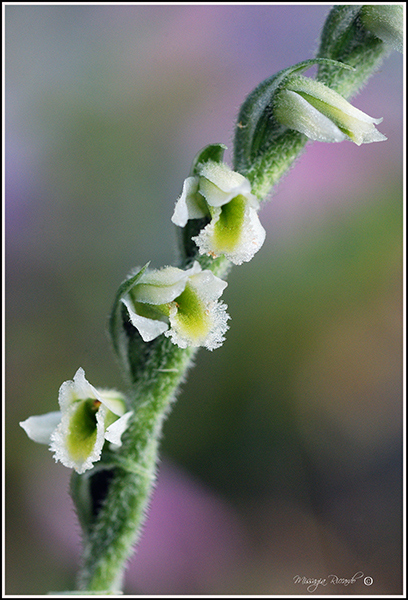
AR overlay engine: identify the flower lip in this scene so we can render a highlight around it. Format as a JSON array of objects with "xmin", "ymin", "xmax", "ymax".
[
  {"xmin": 50, "ymin": 398, "xmax": 108, "ymax": 474},
  {"xmin": 165, "ymin": 276, "xmax": 230, "ymax": 351},
  {"xmin": 192, "ymin": 195, "xmax": 266, "ymax": 265}
]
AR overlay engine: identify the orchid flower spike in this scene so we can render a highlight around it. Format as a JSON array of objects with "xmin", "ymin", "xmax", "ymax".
[
  {"xmin": 121, "ymin": 261, "xmax": 229, "ymax": 350},
  {"xmin": 172, "ymin": 160, "xmax": 266, "ymax": 265},
  {"xmin": 20, "ymin": 368, "xmax": 132, "ymax": 474},
  {"xmin": 274, "ymin": 74, "xmax": 387, "ymax": 145}
]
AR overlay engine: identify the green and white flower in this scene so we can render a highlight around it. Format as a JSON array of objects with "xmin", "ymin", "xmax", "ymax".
[
  {"xmin": 274, "ymin": 74, "xmax": 387, "ymax": 145},
  {"xmin": 122, "ymin": 261, "xmax": 229, "ymax": 350},
  {"xmin": 20, "ymin": 368, "xmax": 132, "ymax": 474},
  {"xmin": 172, "ymin": 160, "xmax": 266, "ymax": 265}
]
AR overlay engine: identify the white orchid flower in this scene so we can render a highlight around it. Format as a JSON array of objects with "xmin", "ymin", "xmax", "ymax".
[
  {"xmin": 274, "ymin": 74, "xmax": 387, "ymax": 145},
  {"xmin": 20, "ymin": 368, "xmax": 132, "ymax": 474},
  {"xmin": 172, "ymin": 161, "xmax": 265, "ymax": 265},
  {"xmin": 122, "ymin": 261, "xmax": 229, "ymax": 351}
]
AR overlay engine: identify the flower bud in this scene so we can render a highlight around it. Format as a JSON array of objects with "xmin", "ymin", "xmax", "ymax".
[
  {"xmin": 360, "ymin": 5, "xmax": 403, "ymax": 54},
  {"xmin": 121, "ymin": 261, "xmax": 229, "ymax": 350},
  {"xmin": 274, "ymin": 74, "xmax": 387, "ymax": 145},
  {"xmin": 20, "ymin": 368, "xmax": 132, "ymax": 474}
]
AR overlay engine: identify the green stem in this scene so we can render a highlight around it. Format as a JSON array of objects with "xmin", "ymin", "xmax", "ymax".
[
  {"xmin": 76, "ymin": 255, "xmax": 231, "ymax": 592},
  {"xmin": 242, "ymin": 129, "xmax": 307, "ymax": 200},
  {"xmin": 77, "ymin": 338, "xmax": 197, "ymax": 591},
  {"xmin": 316, "ymin": 5, "xmax": 387, "ymax": 98}
]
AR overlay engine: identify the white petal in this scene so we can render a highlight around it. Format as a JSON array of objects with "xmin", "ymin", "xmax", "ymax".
[
  {"xmin": 188, "ymin": 269, "xmax": 228, "ymax": 302},
  {"xmin": 230, "ymin": 206, "xmax": 266, "ymax": 264},
  {"xmin": 58, "ymin": 367, "xmax": 103, "ymax": 412},
  {"xmin": 133, "ymin": 266, "xmax": 188, "ymax": 305},
  {"xmin": 345, "ymin": 118, "xmax": 387, "ymax": 145},
  {"xmin": 277, "ymin": 90, "xmax": 347, "ymax": 143},
  {"xmin": 198, "ymin": 161, "xmax": 252, "ymax": 207},
  {"xmin": 285, "ymin": 76, "xmax": 382, "ymax": 125},
  {"xmin": 171, "ymin": 195, "xmax": 189, "ymax": 227},
  {"xmin": 121, "ymin": 297, "xmax": 169, "ymax": 341},
  {"xmin": 319, "ymin": 89, "xmax": 382, "ymax": 125},
  {"xmin": 98, "ymin": 390, "xmax": 127, "ymax": 417},
  {"xmin": 105, "ymin": 411, "xmax": 133, "ymax": 447},
  {"xmin": 278, "ymin": 75, "xmax": 387, "ymax": 146},
  {"xmin": 199, "ymin": 161, "xmax": 250, "ymax": 193},
  {"xmin": 171, "ymin": 177, "xmax": 207, "ymax": 226},
  {"xmin": 183, "ymin": 260, "xmax": 202, "ymax": 278},
  {"xmin": 20, "ymin": 411, "xmax": 61, "ymax": 445}
]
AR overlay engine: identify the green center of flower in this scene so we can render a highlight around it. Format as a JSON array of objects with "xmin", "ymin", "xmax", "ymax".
[
  {"xmin": 67, "ymin": 399, "xmax": 99, "ymax": 461},
  {"xmin": 213, "ymin": 194, "xmax": 246, "ymax": 251},
  {"xmin": 173, "ymin": 284, "xmax": 210, "ymax": 341}
]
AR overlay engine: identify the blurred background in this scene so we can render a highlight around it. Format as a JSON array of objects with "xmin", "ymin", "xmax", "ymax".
[{"xmin": 5, "ymin": 4, "xmax": 403, "ymax": 595}]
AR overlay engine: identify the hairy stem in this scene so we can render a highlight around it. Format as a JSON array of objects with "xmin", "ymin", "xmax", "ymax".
[
  {"xmin": 76, "ymin": 256, "xmax": 231, "ymax": 592},
  {"xmin": 77, "ymin": 338, "xmax": 197, "ymax": 591}
]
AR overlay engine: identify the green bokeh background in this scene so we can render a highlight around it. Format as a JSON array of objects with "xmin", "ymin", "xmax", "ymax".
[{"xmin": 5, "ymin": 4, "xmax": 403, "ymax": 595}]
